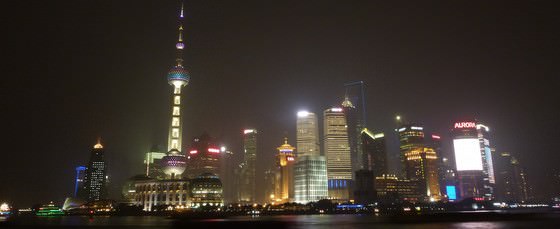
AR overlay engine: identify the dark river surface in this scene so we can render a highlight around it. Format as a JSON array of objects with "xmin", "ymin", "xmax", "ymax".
[{"xmin": 2, "ymin": 212, "xmax": 560, "ymax": 228}]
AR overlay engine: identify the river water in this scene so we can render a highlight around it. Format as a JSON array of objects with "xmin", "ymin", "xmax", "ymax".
[{"xmin": 2, "ymin": 213, "xmax": 560, "ymax": 228}]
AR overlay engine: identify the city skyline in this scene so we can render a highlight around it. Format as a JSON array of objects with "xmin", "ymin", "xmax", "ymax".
[{"xmin": 1, "ymin": 0, "xmax": 558, "ymax": 207}]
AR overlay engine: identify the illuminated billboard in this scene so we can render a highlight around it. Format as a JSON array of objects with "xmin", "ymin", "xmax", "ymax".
[
  {"xmin": 453, "ymin": 138, "xmax": 483, "ymax": 171},
  {"xmin": 446, "ymin": 186, "xmax": 457, "ymax": 200}
]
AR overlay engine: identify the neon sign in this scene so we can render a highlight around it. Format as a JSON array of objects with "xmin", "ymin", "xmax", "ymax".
[
  {"xmin": 208, "ymin": 148, "xmax": 220, "ymax": 153},
  {"xmin": 454, "ymin": 122, "xmax": 476, "ymax": 129}
]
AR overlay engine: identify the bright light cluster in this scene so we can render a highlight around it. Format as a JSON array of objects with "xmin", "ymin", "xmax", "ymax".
[{"xmin": 453, "ymin": 138, "xmax": 483, "ymax": 171}]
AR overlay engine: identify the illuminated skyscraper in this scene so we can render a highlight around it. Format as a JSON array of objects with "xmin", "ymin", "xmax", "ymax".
[
  {"xmin": 296, "ymin": 111, "xmax": 320, "ymax": 157},
  {"xmin": 476, "ymin": 123, "xmax": 496, "ymax": 199},
  {"xmin": 161, "ymin": 2, "xmax": 189, "ymax": 179},
  {"xmin": 185, "ymin": 134, "xmax": 221, "ymax": 179},
  {"xmin": 74, "ymin": 166, "xmax": 87, "ymax": 199},
  {"xmin": 404, "ymin": 147, "xmax": 441, "ymax": 201},
  {"xmin": 397, "ymin": 124, "xmax": 425, "ymax": 178},
  {"xmin": 238, "ymin": 129, "xmax": 257, "ymax": 203},
  {"xmin": 324, "ymin": 107, "xmax": 352, "ymax": 201},
  {"xmin": 84, "ymin": 140, "xmax": 108, "ymax": 202},
  {"xmin": 273, "ymin": 138, "xmax": 296, "ymax": 203},
  {"xmin": 361, "ymin": 129, "xmax": 387, "ymax": 176},
  {"xmin": 451, "ymin": 121, "xmax": 495, "ymax": 200},
  {"xmin": 294, "ymin": 111, "xmax": 328, "ymax": 204},
  {"xmin": 398, "ymin": 124, "xmax": 441, "ymax": 201}
]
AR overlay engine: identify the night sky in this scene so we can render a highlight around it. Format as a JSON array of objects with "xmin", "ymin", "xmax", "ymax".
[{"xmin": 1, "ymin": 0, "xmax": 558, "ymax": 206}]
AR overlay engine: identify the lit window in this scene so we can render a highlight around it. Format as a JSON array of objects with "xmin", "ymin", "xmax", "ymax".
[
  {"xmin": 172, "ymin": 128, "xmax": 179, "ymax": 138},
  {"xmin": 173, "ymin": 107, "xmax": 180, "ymax": 116},
  {"xmin": 174, "ymin": 96, "xmax": 181, "ymax": 105},
  {"xmin": 171, "ymin": 140, "xmax": 178, "ymax": 149},
  {"xmin": 172, "ymin": 118, "xmax": 180, "ymax": 127}
]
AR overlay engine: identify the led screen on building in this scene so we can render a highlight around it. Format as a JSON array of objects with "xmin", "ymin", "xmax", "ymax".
[
  {"xmin": 446, "ymin": 185, "xmax": 457, "ymax": 200},
  {"xmin": 453, "ymin": 138, "xmax": 483, "ymax": 171}
]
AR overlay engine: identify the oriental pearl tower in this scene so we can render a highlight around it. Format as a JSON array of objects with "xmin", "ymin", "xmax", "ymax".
[{"xmin": 161, "ymin": 1, "xmax": 189, "ymax": 179}]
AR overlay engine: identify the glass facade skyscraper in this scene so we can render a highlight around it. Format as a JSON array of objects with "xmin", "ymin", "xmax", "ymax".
[
  {"xmin": 238, "ymin": 129, "xmax": 257, "ymax": 203},
  {"xmin": 294, "ymin": 111, "xmax": 328, "ymax": 204}
]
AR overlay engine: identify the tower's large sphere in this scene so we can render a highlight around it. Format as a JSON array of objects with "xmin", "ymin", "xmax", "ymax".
[
  {"xmin": 167, "ymin": 65, "xmax": 190, "ymax": 86},
  {"xmin": 161, "ymin": 151, "xmax": 187, "ymax": 177}
]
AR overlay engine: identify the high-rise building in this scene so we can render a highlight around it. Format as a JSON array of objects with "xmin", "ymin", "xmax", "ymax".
[
  {"xmin": 264, "ymin": 169, "xmax": 276, "ymax": 204},
  {"xmin": 219, "ymin": 146, "xmax": 236, "ymax": 204},
  {"xmin": 144, "ymin": 145, "xmax": 166, "ymax": 179},
  {"xmin": 294, "ymin": 155, "xmax": 328, "ymax": 204},
  {"xmin": 185, "ymin": 134, "xmax": 221, "ymax": 179},
  {"xmin": 324, "ymin": 107, "xmax": 352, "ymax": 201},
  {"xmin": 451, "ymin": 121, "xmax": 496, "ymax": 200},
  {"xmin": 296, "ymin": 111, "xmax": 320, "ymax": 157},
  {"xmin": 476, "ymin": 123, "xmax": 496, "ymax": 199},
  {"xmin": 361, "ymin": 129, "xmax": 387, "ymax": 176},
  {"xmin": 74, "ymin": 166, "xmax": 87, "ymax": 199},
  {"xmin": 496, "ymin": 152, "xmax": 529, "ymax": 203},
  {"xmin": 84, "ymin": 140, "xmax": 108, "ymax": 202},
  {"xmin": 403, "ymin": 147, "xmax": 441, "ymax": 201},
  {"xmin": 397, "ymin": 124, "xmax": 425, "ymax": 178},
  {"xmin": 343, "ymin": 81, "xmax": 367, "ymax": 174},
  {"xmin": 161, "ymin": 1, "xmax": 189, "ymax": 180},
  {"xmin": 398, "ymin": 124, "xmax": 441, "ymax": 201},
  {"xmin": 354, "ymin": 129, "xmax": 386, "ymax": 204},
  {"xmin": 294, "ymin": 111, "xmax": 328, "ymax": 204},
  {"xmin": 238, "ymin": 129, "xmax": 257, "ymax": 203},
  {"xmin": 273, "ymin": 138, "xmax": 296, "ymax": 203},
  {"xmin": 430, "ymin": 134, "xmax": 457, "ymax": 201}
]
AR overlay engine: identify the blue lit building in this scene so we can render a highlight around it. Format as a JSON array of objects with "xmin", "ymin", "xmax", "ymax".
[{"xmin": 74, "ymin": 166, "xmax": 87, "ymax": 199}]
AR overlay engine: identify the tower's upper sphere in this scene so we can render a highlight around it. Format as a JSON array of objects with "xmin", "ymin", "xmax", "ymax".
[
  {"xmin": 161, "ymin": 153, "xmax": 187, "ymax": 177},
  {"xmin": 167, "ymin": 65, "xmax": 190, "ymax": 86}
]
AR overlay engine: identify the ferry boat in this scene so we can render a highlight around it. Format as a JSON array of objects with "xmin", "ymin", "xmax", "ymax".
[
  {"xmin": 0, "ymin": 203, "xmax": 10, "ymax": 216},
  {"xmin": 36, "ymin": 202, "xmax": 64, "ymax": 216}
]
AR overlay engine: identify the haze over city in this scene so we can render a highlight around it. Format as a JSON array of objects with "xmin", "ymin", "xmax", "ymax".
[{"xmin": 1, "ymin": 0, "xmax": 558, "ymax": 218}]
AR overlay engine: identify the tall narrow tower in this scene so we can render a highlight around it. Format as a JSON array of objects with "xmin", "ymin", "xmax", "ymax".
[
  {"xmin": 167, "ymin": 1, "xmax": 190, "ymax": 152},
  {"xmin": 162, "ymin": 1, "xmax": 189, "ymax": 179}
]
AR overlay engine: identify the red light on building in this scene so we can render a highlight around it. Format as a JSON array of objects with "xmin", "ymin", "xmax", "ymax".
[
  {"xmin": 473, "ymin": 197, "xmax": 484, "ymax": 201},
  {"xmin": 432, "ymin": 135, "xmax": 441, "ymax": 139},
  {"xmin": 208, "ymin": 148, "xmax": 220, "ymax": 153},
  {"xmin": 454, "ymin": 122, "xmax": 476, "ymax": 129},
  {"xmin": 189, "ymin": 150, "xmax": 198, "ymax": 154}
]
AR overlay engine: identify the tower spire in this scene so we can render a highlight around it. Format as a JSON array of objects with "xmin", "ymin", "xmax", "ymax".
[{"xmin": 175, "ymin": 1, "xmax": 185, "ymax": 66}]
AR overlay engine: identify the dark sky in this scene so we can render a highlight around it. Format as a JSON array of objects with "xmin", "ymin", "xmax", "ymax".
[{"xmin": 1, "ymin": 0, "xmax": 558, "ymax": 206}]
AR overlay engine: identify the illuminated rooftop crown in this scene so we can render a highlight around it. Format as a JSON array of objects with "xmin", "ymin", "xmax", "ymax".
[{"xmin": 277, "ymin": 137, "xmax": 295, "ymax": 153}]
